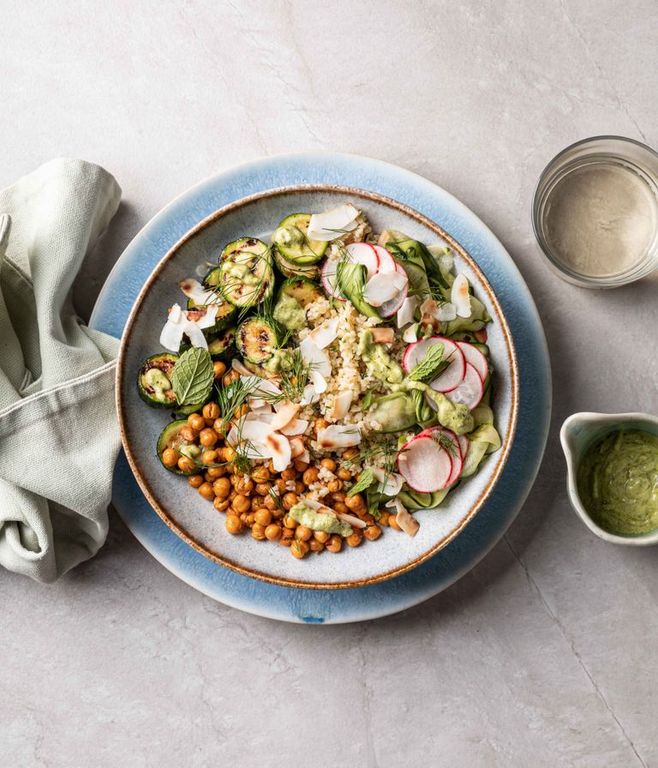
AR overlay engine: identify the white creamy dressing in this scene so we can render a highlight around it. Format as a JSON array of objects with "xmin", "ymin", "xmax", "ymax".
[{"xmin": 544, "ymin": 161, "xmax": 657, "ymax": 277}]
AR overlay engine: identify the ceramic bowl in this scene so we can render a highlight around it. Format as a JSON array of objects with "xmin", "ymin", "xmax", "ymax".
[
  {"xmin": 560, "ymin": 411, "xmax": 658, "ymax": 545},
  {"xmin": 117, "ymin": 185, "xmax": 519, "ymax": 588}
]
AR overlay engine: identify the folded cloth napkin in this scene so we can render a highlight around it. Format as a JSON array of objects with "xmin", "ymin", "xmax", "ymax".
[{"xmin": 0, "ymin": 158, "xmax": 122, "ymax": 582}]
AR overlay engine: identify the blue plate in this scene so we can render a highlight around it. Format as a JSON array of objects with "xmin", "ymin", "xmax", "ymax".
[{"xmin": 90, "ymin": 153, "xmax": 551, "ymax": 624}]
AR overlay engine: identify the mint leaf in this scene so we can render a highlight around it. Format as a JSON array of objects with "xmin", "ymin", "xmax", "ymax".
[
  {"xmin": 347, "ymin": 467, "xmax": 375, "ymax": 497},
  {"xmin": 172, "ymin": 347, "xmax": 214, "ymax": 406},
  {"xmin": 407, "ymin": 343, "xmax": 447, "ymax": 382}
]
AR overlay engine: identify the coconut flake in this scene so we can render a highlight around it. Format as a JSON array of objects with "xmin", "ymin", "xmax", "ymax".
[
  {"xmin": 270, "ymin": 401, "xmax": 300, "ymax": 431},
  {"xmin": 451, "ymin": 274, "xmax": 471, "ymax": 318},
  {"xmin": 231, "ymin": 359, "xmax": 254, "ymax": 377},
  {"xmin": 386, "ymin": 498, "xmax": 419, "ymax": 537},
  {"xmin": 307, "ymin": 204, "xmax": 359, "ymax": 241},
  {"xmin": 317, "ymin": 425, "xmax": 361, "ymax": 450},
  {"xmin": 373, "ymin": 468, "xmax": 404, "ymax": 497},
  {"xmin": 300, "ymin": 338, "xmax": 331, "ymax": 377},
  {"xmin": 280, "ymin": 418, "xmax": 309, "ymax": 436},
  {"xmin": 402, "ymin": 323, "xmax": 419, "ymax": 343},
  {"xmin": 396, "ymin": 296, "xmax": 419, "ymax": 328},
  {"xmin": 307, "ymin": 317, "xmax": 339, "ymax": 349},
  {"xmin": 331, "ymin": 391, "xmax": 353, "ymax": 421},
  {"xmin": 289, "ymin": 436, "xmax": 305, "ymax": 458},
  {"xmin": 436, "ymin": 302, "xmax": 457, "ymax": 321},
  {"xmin": 335, "ymin": 512, "xmax": 367, "ymax": 529},
  {"xmin": 363, "ymin": 271, "xmax": 407, "ymax": 307},
  {"xmin": 264, "ymin": 432, "xmax": 292, "ymax": 471},
  {"xmin": 180, "ymin": 278, "xmax": 217, "ymax": 306},
  {"xmin": 159, "ymin": 303, "xmax": 216, "ymax": 351},
  {"xmin": 371, "ymin": 327, "xmax": 395, "ymax": 344}
]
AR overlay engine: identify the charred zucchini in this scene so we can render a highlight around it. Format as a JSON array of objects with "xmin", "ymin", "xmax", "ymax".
[
  {"xmin": 272, "ymin": 213, "xmax": 328, "ymax": 265},
  {"xmin": 218, "ymin": 237, "xmax": 274, "ymax": 308},
  {"xmin": 280, "ymin": 276, "xmax": 322, "ymax": 307},
  {"xmin": 137, "ymin": 353, "xmax": 178, "ymax": 407},
  {"xmin": 185, "ymin": 267, "xmax": 236, "ymax": 332},
  {"xmin": 157, "ymin": 419, "xmax": 201, "ymax": 474},
  {"xmin": 208, "ymin": 327, "xmax": 236, "ymax": 359},
  {"xmin": 236, "ymin": 317, "xmax": 280, "ymax": 365}
]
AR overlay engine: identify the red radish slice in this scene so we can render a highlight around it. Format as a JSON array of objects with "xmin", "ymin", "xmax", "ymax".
[
  {"xmin": 402, "ymin": 336, "xmax": 445, "ymax": 372},
  {"xmin": 457, "ymin": 434, "xmax": 470, "ymax": 460},
  {"xmin": 321, "ymin": 259, "xmax": 345, "ymax": 299},
  {"xmin": 447, "ymin": 363, "xmax": 484, "ymax": 410},
  {"xmin": 378, "ymin": 263, "xmax": 409, "ymax": 318},
  {"xmin": 397, "ymin": 435, "xmax": 453, "ymax": 493},
  {"xmin": 456, "ymin": 341, "xmax": 489, "ymax": 383},
  {"xmin": 417, "ymin": 427, "xmax": 464, "ymax": 486},
  {"xmin": 370, "ymin": 244, "xmax": 396, "ymax": 274},
  {"xmin": 363, "ymin": 271, "xmax": 408, "ymax": 306},
  {"xmin": 428, "ymin": 338, "xmax": 466, "ymax": 392},
  {"xmin": 346, "ymin": 242, "xmax": 378, "ymax": 278}
]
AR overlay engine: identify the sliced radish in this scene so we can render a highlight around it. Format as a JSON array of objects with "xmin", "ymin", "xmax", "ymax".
[
  {"xmin": 346, "ymin": 242, "xmax": 378, "ymax": 278},
  {"xmin": 417, "ymin": 427, "xmax": 463, "ymax": 486},
  {"xmin": 321, "ymin": 259, "xmax": 345, "ymax": 299},
  {"xmin": 378, "ymin": 263, "xmax": 409, "ymax": 318},
  {"xmin": 363, "ymin": 270, "xmax": 407, "ymax": 308},
  {"xmin": 402, "ymin": 336, "xmax": 443, "ymax": 372},
  {"xmin": 456, "ymin": 341, "xmax": 489, "ymax": 383},
  {"xmin": 396, "ymin": 435, "xmax": 453, "ymax": 493},
  {"xmin": 370, "ymin": 244, "xmax": 396, "ymax": 274},
  {"xmin": 447, "ymin": 364, "xmax": 484, "ymax": 410},
  {"xmin": 457, "ymin": 434, "xmax": 470, "ymax": 460},
  {"xmin": 402, "ymin": 336, "xmax": 465, "ymax": 393}
]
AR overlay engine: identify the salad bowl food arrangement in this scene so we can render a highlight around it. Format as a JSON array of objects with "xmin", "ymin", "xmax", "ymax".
[{"xmin": 118, "ymin": 187, "xmax": 518, "ymax": 588}]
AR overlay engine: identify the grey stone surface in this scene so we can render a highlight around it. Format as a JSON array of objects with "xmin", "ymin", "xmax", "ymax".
[{"xmin": 1, "ymin": 1, "xmax": 657, "ymax": 766}]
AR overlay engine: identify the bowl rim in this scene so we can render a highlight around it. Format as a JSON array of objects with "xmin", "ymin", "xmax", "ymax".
[
  {"xmin": 560, "ymin": 411, "xmax": 658, "ymax": 546},
  {"xmin": 116, "ymin": 184, "xmax": 520, "ymax": 589}
]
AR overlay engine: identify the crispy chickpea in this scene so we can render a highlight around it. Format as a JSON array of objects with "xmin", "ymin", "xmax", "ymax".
[
  {"xmin": 213, "ymin": 418, "xmax": 228, "ymax": 436},
  {"xmin": 234, "ymin": 476, "xmax": 254, "ymax": 495},
  {"xmin": 265, "ymin": 523, "xmax": 282, "ymax": 541},
  {"xmin": 331, "ymin": 491, "xmax": 346, "ymax": 503},
  {"xmin": 342, "ymin": 447, "xmax": 359, "ymax": 461},
  {"xmin": 320, "ymin": 458, "xmax": 337, "ymax": 472},
  {"xmin": 344, "ymin": 493, "xmax": 365, "ymax": 512},
  {"xmin": 388, "ymin": 515, "xmax": 401, "ymax": 531},
  {"xmin": 250, "ymin": 495, "xmax": 264, "ymax": 511},
  {"xmin": 274, "ymin": 478, "xmax": 287, "ymax": 494},
  {"xmin": 337, "ymin": 468, "xmax": 352, "ymax": 481},
  {"xmin": 313, "ymin": 530, "xmax": 330, "ymax": 544},
  {"xmin": 302, "ymin": 467, "xmax": 320, "ymax": 485},
  {"xmin": 364, "ymin": 524, "xmax": 382, "ymax": 541},
  {"xmin": 281, "ymin": 468, "xmax": 297, "ymax": 482},
  {"xmin": 254, "ymin": 508, "xmax": 272, "ymax": 527},
  {"xmin": 245, "ymin": 512, "xmax": 255, "ymax": 526},
  {"xmin": 213, "ymin": 360, "xmax": 227, "ymax": 379},
  {"xmin": 202, "ymin": 402, "xmax": 220, "ymax": 422},
  {"xmin": 293, "ymin": 459, "xmax": 309, "ymax": 472},
  {"xmin": 295, "ymin": 525, "xmax": 312, "ymax": 542},
  {"xmin": 221, "ymin": 446, "xmax": 236, "ymax": 462},
  {"xmin": 283, "ymin": 515, "xmax": 298, "ymax": 529},
  {"xmin": 327, "ymin": 479, "xmax": 343, "ymax": 493},
  {"xmin": 251, "ymin": 523, "xmax": 266, "ymax": 541},
  {"xmin": 294, "ymin": 481, "xmax": 305, "ymax": 495},
  {"xmin": 161, "ymin": 448, "xmax": 179, "ymax": 468},
  {"xmin": 214, "ymin": 497, "xmax": 230, "ymax": 512},
  {"xmin": 290, "ymin": 540, "xmax": 309, "ymax": 559},
  {"xmin": 206, "ymin": 466, "xmax": 226, "ymax": 479},
  {"xmin": 309, "ymin": 538, "xmax": 324, "ymax": 553},
  {"xmin": 272, "ymin": 507, "xmax": 285, "ymax": 520},
  {"xmin": 282, "ymin": 492, "xmax": 298, "ymax": 511},
  {"xmin": 179, "ymin": 425, "xmax": 197, "ymax": 443},
  {"xmin": 188, "ymin": 474, "xmax": 204, "ymax": 488},
  {"xmin": 325, "ymin": 534, "xmax": 342, "ymax": 553},
  {"xmin": 222, "ymin": 369, "xmax": 240, "ymax": 387},
  {"xmin": 263, "ymin": 493, "xmax": 278, "ymax": 510},
  {"xmin": 225, "ymin": 514, "xmax": 243, "ymax": 534},
  {"xmin": 201, "ymin": 449, "xmax": 218, "ymax": 465},
  {"xmin": 203, "ymin": 471, "xmax": 214, "ymax": 483},
  {"xmin": 379, "ymin": 511, "xmax": 390, "ymax": 527},
  {"xmin": 315, "ymin": 418, "xmax": 329, "ymax": 432},
  {"xmin": 333, "ymin": 502, "xmax": 348, "ymax": 514},
  {"xmin": 239, "ymin": 512, "xmax": 249, "ymax": 523},
  {"xmin": 232, "ymin": 494, "xmax": 251, "ymax": 514},
  {"xmin": 250, "ymin": 466, "xmax": 270, "ymax": 484},
  {"xmin": 279, "ymin": 531, "xmax": 293, "ymax": 547},
  {"xmin": 213, "ymin": 477, "xmax": 231, "ymax": 498},
  {"xmin": 228, "ymin": 489, "xmax": 237, "ymax": 501},
  {"xmin": 199, "ymin": 428, "xmax": 218, "ymax": 448},
  {"xmin": 346, "ymin": 530, "xmax": 363, "ymax": 547},
  {"xmin": 187, "ymin": 413, "xmax": 205, "ymax": 432},
  {"xmin": 178, "ymin": 456, "xmax": 196, "ymax": 474},
  {"xmin": 255, "ymin": 482, "xmax": 271, "ymax": 497},
  {"xmin": 198, "ymin": 482, "xmax": 215, "ymax": 501}
]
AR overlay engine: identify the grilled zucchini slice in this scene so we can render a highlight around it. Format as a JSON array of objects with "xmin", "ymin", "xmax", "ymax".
[
  {"xmin": 280, "ymin": 276, "xmax": 322, "ymax": 307},
  {"xmin": 157, "ymin": 419, "xmax": 201, "ymax": 474},
  {"xmin": 218, "ymin": 238, "xmax": 274, "ymax": 307},
  {"xmin": 273, "ymin": 249, "xmax": 320, "ymax": 279},
  {"xmin": 236, "ymin": 317, "xmax": 280, "ymax": 365},
  {"xmin": 137, "ymin": 353, "xmax": 178, "ymax": 407},
  {"xmin": 272, "ymin": 213, "xmax": 328, "ymax": 265},
  {"xmin": 207, "ymin": 327, "xmax": 236, "ymax": 359}
]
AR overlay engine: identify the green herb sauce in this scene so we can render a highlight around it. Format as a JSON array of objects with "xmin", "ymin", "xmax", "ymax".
[{"xmin": 577, "ymin": 429, "xmax": 658, "ymax": 536}]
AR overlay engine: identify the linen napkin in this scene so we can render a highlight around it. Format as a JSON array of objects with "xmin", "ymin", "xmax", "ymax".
[{"xmin": 0, "ymin": 158, "xmax": 122, "ymax": 582}]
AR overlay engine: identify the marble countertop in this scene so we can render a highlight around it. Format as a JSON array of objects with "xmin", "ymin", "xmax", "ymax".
[{"xmin": 2, "ymin": 1, "xmax": 657, "ymax": 766}]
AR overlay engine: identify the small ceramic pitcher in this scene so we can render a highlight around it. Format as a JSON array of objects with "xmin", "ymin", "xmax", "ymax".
[{"xmin": 560, "ymin": 411, "xmax": 658, "ymax": 546}]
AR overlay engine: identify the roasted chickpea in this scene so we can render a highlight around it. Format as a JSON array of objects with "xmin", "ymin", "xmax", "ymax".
[
  {"xmin": 295, "ymin": 525, "xmax": 312, "ymax": 542},
  {"xmin": 263, "ymin": 493, "xmax": 278, "ymax": 510},
  {"xmin": 330, "ymin": 491, "xmax": 346, "ymax": 503},
  {"xmin": 213, "ymin": 418, "xmax": 228, "ymax": 436},
  {"xmin": 265, "ymin": 523, "xmax": 282, "ymax": 541},
  {"xmin": 254, "ymin": 508, "xmax": 272, "ymax": 527},
  {"xmin": 344, "ymin": 493, "xmax": 365, "ymax": 512},
  {"xmin": 302, "ymin": 467, "xmax": 320, "ymax": 485},
  {"xmin": 222, "ymin": 369, "xmax": 240, "ymax": 387},
  {"xmin": 251, "ymin": 523, "xmax": 266, "ymax": 541},
  {"xmin": 201, "ymin": 449, "xmax": 218, "ymax": 465},
  {"xmin": 333, "ymin": 502, "xmax": 348, "ymax": 514},
  {"xmin": 290, "ymin": 540, "xmax": 309, "ymax": 559},
  {"xmin": 213, "ymin": 360, "xmax": 227, "ymax": 379},
  {"xmin": 327, "ymin": 479, "xmax": 343, "ymax": 493},
  {"xmin": 281, "ymin": 468, "xmax": 297, "ymax": 482},
  {"xmin": 187, "ymin": 413, "xmax": 205, "ymax": 432},
  {"xmin": 342, "ymin": 448, "xmax": 359, "ymax": 461},
  {"xmin": 346, "ymin": 530, "xmax": 363, "ymax": 547},
  {"xmin": 313, "ymin": 530, "xmax": 330, "ymax": 544},
  {"xmin": 378, "ymin": 511, "xmax": 390, "ymax": 527},
  {"xmin": 198, "ymin": 482, "xmax": 215, "ymax": 501},
  {"xmin": 388, "ymin": 515, "xmax": 401, "ymax": 531},
  {"xmin": 235, "ymin": 476, "xmax": 254, "ymax": 495},
  {"xmin": 309, "ymin": 538, "xmax": 324, "ymax": 552},
  {"xmin": 177, "ymin": 456, "xmax": 196, "ymax": 474},
  {"xmin": 161, "ymin": 448, "xmax": 179, "ymax": 468},
  {"xmin": 274, "ymin": 478, "xmax": 287, "ymax": 494},
  {"xmin": 214, "ymin": 497, "xmax": 230, "ymax": 512},
  {"xmin": 245, "ymin": 512, "xmax": 256, "ymax": 526},
  {"xmin": 283, "ymin": 515, "xmax": 298, "ymax": 529},
  {"xmin": 179, "ymin": 425, "xmax": 197, "ymax": 443},
  {"xmin": 232, "ymin": 494, "xmax": 251, "ymax": 515},
  {"xmin": 293, "ymin": 459, "xmax": 309, "ymax": 472},
  {"xmin": 255, "ymin": 482, "xmax": 271, "ymax": 496},
  {"xmin": 188, "ymin": 474, "xmax": 204, "ymax": 488},
  {"xmin": 213, "ymin": 477, "xmax": 231, "ymax": 498},
  {"xmin": 250, "ymin": 466, "xmax": 270, "ymax": 484},
  {"xmin": 325, "ymin": 534, "xmax": 342, "ymax": 553},
  {"xmin": 282, "ymin": 492, "xmax": 298, "ymax": 511},
  {"xmin": 320, "ymin": 458, "xmax": 337, "ymax": 472},
  {"xmin": 202, "ymin": 402, "xmax": 220, "ymax": 422},
  {"xmin": 279, "ymin": 531, "xmax": 293, "ymax": 546},
  {"xmin": 225, "ymin": 514, "xmax": 243, "ymax": 534},
  {"xmin": 337, "ymin": 468, "xmax": 352, "ymax": 481},
  {"xmin": 250, "ymin": 495, "xmax": 264, "ymax": 511},
  {"xmin": 221, "ymin": 446, "xmax": 236, "ymax": 462},
  {"xmin": 364, "ymin": 524, "xmax": 382, "ymax": 541},
  {"xmin": 206, "ymin": 466, "xmax": 226, "ymax": 479},
  {"xmin": 315, "ymin": 418, "xmax": 329, "ymax": 432},
  {"xmin": 199, "ymin": 428, "xmax": 218, "ymax": 448},
  {"xmin": 294, "ymin": 481, "xmax": 305, "ymax": 495}
]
